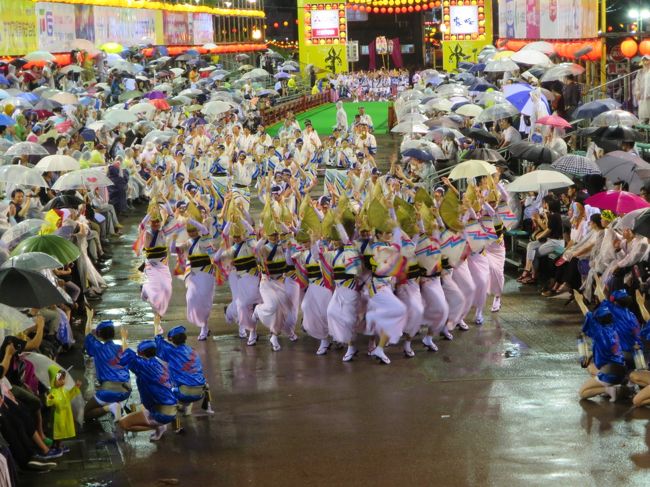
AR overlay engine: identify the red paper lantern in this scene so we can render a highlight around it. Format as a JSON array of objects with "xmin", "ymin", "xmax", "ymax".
[
  {"xmin": 352, "ymin": 4, "xmax": 358, "ymax": 9},
  {"xmin": 621, "ymin": 38, "xmax": 638, "ymax": 58},
  {"xmin": 422, "ymin": 3, "xmax": 429, "ymax": 9},
  {"xmin": 415, "ymin": 4, "xmax": 421, "ymax": 10},
  {"xmin": 407, "ymin": 5, "xmax": 414, "ymax": 11},
  {"xmin": 273, "ymin": 22, "xmax": 279, "ymax": 28},
  {"xmin": 639, "ymin": 39, "xmax": 650, "ymax": 56},
  {"xmin": 429, "ymin": 1, "xmax": 435, "ymax": 7},
  {"xmin": 387, "ymin": 6, "xmax": 393, "ymax": 12},
  {"xmin": 380, "ymin": 7, "xmax": 386, "ymax": 12},
  {"xmin": 372, "ymin": 6, "xmax": 379, "ymax": 12}
]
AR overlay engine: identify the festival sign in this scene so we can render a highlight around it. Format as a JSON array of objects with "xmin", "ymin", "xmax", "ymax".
[
  {"xmin": 93, "ymin": 6, "xmax": 157, "ymax": 46},
  {"xmin": 499, "ymin": 0, "xmax": 597, "ymax": 39},
  {"xmin": 36, "ymin": 2, "xmax": 76, "ymax": 52},
  {"xmin": 192, "ymin": 13, "xmax": 214, "ymax": 45},
  {"xmin": 298, "ymin": 0, "xmax": 348, "ymax": 75},
  {"xmin": 74, "ymin": 4, "xmax": 95, "ymax": 43},
  {"xmin": 0, "ymin": 0, "xmax": 38, "ymax": 56},
  {"xmin": 442, "ymin": 0, "xmax": 493, "ymax": 72},
  {"xmin": 163, "ymin": 11, "xmax": 190, "ymax": 45}
]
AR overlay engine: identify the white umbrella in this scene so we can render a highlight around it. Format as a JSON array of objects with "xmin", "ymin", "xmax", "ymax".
[
  {"xmin": 427, "ymin": 98, "xmax": 454, "ymax": 113},
  {"xmin": 103, "ymin": 109, "xmax": 137, "ymax": 124},
  {"xmin": 128, "ymin": 102, "xmax": 156, "ymax": 117},
  {"xmin": 34, "ymin": 154, "xmax": 80, "ymax": 172},
  {"xmin": 241, "ymin": 68, "xmax": 270, "ymax": 80},
  {"xmin": 25, "ymin": 51, "xmax": 56, "ymax": 62},
  {"xmin": 592, "ymin": 110, "xmax": 639, "ymax": 127},
  {"xmin": 5, "ymin": 142, "xmax": 49, "ymax": 157},
  {"xmin": 153, "ymin": 83, "xmax": 174, "ymax": 93},
  {"xmin": 7, "ymin": 167, "xmax": 49, "ymax": 188},
  {"xmin": 475, "ymin": 103, "xmax": 519, "ymax": 123},
  {"xmin": 70, "ymin": 39, "xmax": 100, "ymax": 56},
  {"xmin": 0, "ymin": 304, "xmax": 36, "ymax": 335},
  {"xmin": 86, "ymin": 120, "xmax": 116, "ymax": 132},
  {"xmin": 398, "ymin": 89, "xmax": 425, "ymax": 101},
  {"xmin": 93, "ymin": 83, "xmax": 111, "ymax": 92},
  {"xmin": 52, "ymin": 168, "xmax": 113, "ymax": 191},
  {"xmin": 435, "ymin": 84, "xmax": 469, "ymax": 97},
  {"xmin": 511, "ymin": 50, "xmax": 553, "ymax": 67},
  {"xmin": 448, "ymin": 159, "xmax": 497, "ymax": 180},
  {"xmin": 507, "ymin": 170, "xmax": 574, "ymax": 192},
  {"xmin": 179, "ymin": 88, "xmax": 203, "ymax": 97},
  {"xmin": 142, "ymin": 130, "xmax": 177, "ymax": 144},
  {"xmin": 397, "ymin": 112, "xmax": 428, "ymax": 124},
  {"xmin": 0, "ymin": 97, "xmax": 33, "ymax": 110},
  {"xmin": 170, "ymin": 68, "xmax": 185, "ymax": 77},
  {"xmin": 485, "ymin": 59, "xmax": 519, "ymax": 73},
  {"xmin": 521, "ymin": 41, "xmax": 556, "ymax": 56},
  {"xmin": 49, "ymin": 92, "xmax": 79, "ymax": 105},
  {"xmin": 540, "ymin": 63, "xmax": 585, "ymax": 82},
  {"xmin": 400, "ymin": 139, "xmax": 445, "ymax": 160},
  {"xmin": 60, "ymin": 65, "xmax": 84, "ymax": 75},
  {"xmin": 391, "ymin": 121, "xmax": 429, "ymax": 134},
  {"xmin": 1, "ymin": 252, "xmax": 62, "ymax": 271},
  {"xmin": 454, "ymin": 104, "xmax": 483, "ymax": 117},
  {"xmin": 203, "ymin": 43, "xmax": 218, "ymax": 50},
  {"xmin": 202, "ymin": 100, "xmax": 237, "ymax": 116}
]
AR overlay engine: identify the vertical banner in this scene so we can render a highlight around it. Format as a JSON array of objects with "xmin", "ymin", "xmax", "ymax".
[
  {"xmin": 163, "ymin": 11, "xmax": 190, "ymax": 45},
  {"xmin": 525, "ymin": 0, "xmax": 540, "ymax": 38},
  {"xmin": 36, "ymin": 2, "xmax": 76, "ymax": 52},
  {"xmin": 0, "ymin": 0, "xmax": 38, "ymax": 56},
  {"xmin": 192, "ymin": 13, "xmax": 214, "ymax": 45},
  {"xmin": 297, "ymin": 0, "xmax": 348, "ymax": 75},
  {"xmin": 74, "ymin": 4, "xmax": 95, "ymax": 42},
  {"xmin": 442, "ymin": 0, "xmax": 493, "ymax": 72}
]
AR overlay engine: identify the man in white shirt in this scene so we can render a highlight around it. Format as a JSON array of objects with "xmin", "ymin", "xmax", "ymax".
[
  {"xmin": 497, "ymin": 118, "xmax": 521, "ymax": 148},
  {"xmin": 358, "ymin": 106, "xmax": 373, "ymax": 130}
]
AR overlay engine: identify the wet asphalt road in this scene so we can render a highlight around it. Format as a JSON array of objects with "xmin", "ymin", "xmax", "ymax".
[{"xmin": 21, "ymin": 137, "xmax": 650, "ymax": 487}]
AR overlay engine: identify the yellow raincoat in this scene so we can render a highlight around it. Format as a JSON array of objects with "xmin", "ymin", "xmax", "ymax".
[{"xmin": 45, "ymin": 366, "xmax": 80, "ymax": 440}]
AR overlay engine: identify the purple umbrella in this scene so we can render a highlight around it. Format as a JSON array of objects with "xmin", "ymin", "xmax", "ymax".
[
  {"xmin": 145, "ymin": 91, "xmax": 166, "ymax": 100},
  {"xmin": 274, "ymin": 72, "xmax": 290, "ymax": 80}
]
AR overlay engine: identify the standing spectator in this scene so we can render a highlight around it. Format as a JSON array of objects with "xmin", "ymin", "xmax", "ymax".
[
  {"xmin": 563, "ymin": 75, "xmax": 581, "ymax": 117},
  {"xmin": 634, "ymin": 55, "xmax": 650, "ymax": 123},
  {"xmin": 107, "ymin": 158, "xmax": 129, "ymax": 214}
]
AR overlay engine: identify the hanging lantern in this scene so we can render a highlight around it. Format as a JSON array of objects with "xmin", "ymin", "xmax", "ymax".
[
  {"xmin": 415, "ymin": 4, "xmax": 421, "ymax": 10},
  {"xmin": 387, "ymin": 6, "xmax": 393, "ymax": 12},
  {"xmin": 407, "ymin": 5, "xmax": 414, "ymax": 11},
  {"xmin": 621, "ymin": 38, "xmax": 638, "ymax": 58},
  {"xmin": 380, "ymin": 6, "xmax": 386, "ymax": 12},
  {"xmin": 640, "ymin": 39, "xmax": 650, "ymax": 56},
  {"xmin": 373, "ymin": 6, "xmax": 379, "ymax": 12}
]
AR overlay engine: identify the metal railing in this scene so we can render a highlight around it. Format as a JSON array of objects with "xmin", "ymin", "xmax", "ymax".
[
  {"xmin": 260, "ymin": 91, "xmax": 333, "ymax": 126},
  {"xmin": 584, "ymin": 69, "xmax": 639, "ymax": 109}
]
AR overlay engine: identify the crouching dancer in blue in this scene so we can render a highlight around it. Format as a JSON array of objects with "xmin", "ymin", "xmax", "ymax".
[
  {"xmin": 574, "ymin": 290, "xmax": 627, "ymax": 402},
  {"xmin": 630, "ymin": 290, "xmax": 650, "ymax": 407},
  {"xmin": 155, "ymin": 325, "xmax": 213, "ymax": 433},
  {"xmin": 117, "ymin": 329, "xmax": 178, "ymax": 442},
  {"xmin": 83, "ymin": 312, "xmax": 132, "ymax": 422}
]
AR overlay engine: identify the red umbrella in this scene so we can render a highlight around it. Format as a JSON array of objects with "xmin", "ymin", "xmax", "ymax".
[
  {"xmin": 536, "ymin": 115, "xmax": 572, "ymax": 129},
  {"xmin": 149, "ymin": 99, "xmax": 170, "ymax": 111},
  {"xmin": 585, "ymin": 190, "xmax": 650, "ymax": 215},
  {"xmin": 55, "ymin": 120, "xmax": 73, "ymax": 133}
]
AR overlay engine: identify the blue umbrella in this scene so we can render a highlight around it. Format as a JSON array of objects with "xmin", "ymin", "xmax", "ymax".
[
  {"xmin": 156, "ymin": 46, "xmax": 169, "ymax": 56},
  {"xmin": 402, "ymin": 148, "xmax": 434, "ymax": 161},
  {"xmin": 17, "ymin": 92, "xmax": 39, "ymax": 103},
  {"xmin": 274, "ymin": 72, "xmax": 290, "ymax": 80},
  {"xmin": 0, "ymin": 75, "xmax": 9, "ymax": 86},
  {"xmin": 572, "ymin": 99, "xmax": 622, "ymax": 120},
  {"xmin": 468, "ymin": 63, "xmax": 486, "ymax": 73},
  {"xmin": 469, "ymin": 79, "xmax": 497, "ymax": 92},
  {"xmin": 0, "ymin": 114, "xmax": 16, "ymax": 126},
  {"xmin": 455, "ymin": 72, "xmax": 476, "ymax": 85},
  {"xmin": 80, "ymin": 128, "xmax": 96, "ymax": 141},
  {"xmin": 425, "ymin": 76, "xmax": 443, "ymax": 87},
  {"xmin": 458, "ymin": 62, "xmax": 474, "ymax": 70},
  {"xmin": 504, "ymin": 83, "xmax": 550, "ymax": 116},
  {"xmin": 186, "ymin": 49, "xmax": 200, "ymax": 57}
]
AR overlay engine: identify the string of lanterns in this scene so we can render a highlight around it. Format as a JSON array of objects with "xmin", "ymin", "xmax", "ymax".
[
  {"xmin": 620, "ymin": 38, "xmax": 650, "ymax": 58},
  {"xmin": 347, "ymin": 0, "xmax": 439, "ymax": 14},
  {"xmin": 496, "ymin": 39, "xmax": 604, "ymax": 61},
  {"xmin": 267, "ymin": 40, "xmax": 298, "ymax": 49}
]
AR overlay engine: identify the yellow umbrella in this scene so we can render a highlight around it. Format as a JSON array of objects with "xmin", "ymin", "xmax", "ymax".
[
  {"xmin": 100, "ymin": 42, "xmax": 124, "ymax": 54},
  {"xmin": 493, "ymin": 50, "xmax": 515, "ymax": 60}
]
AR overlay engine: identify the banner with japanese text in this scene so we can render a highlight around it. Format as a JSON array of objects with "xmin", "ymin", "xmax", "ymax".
[
  {"xmin": 163, "ymin": 11, "xmax": 190, "ymax": 45},
  {"xmin": 499, "ymin": 0, "xmax": 597, "ymax": 39},
  {"xmin": 36, "ymin": 2, "xmax": 76, "ymax": 52},
  {"xmin": 93, "ymin": 6, "xmax": 157, "ymax": 46},
  {"xmin": 0, "ymin": 0, "xmax": 38, "ymax": 56},
  {"xmin": 192, "ymin": 13, "xmax": 214, "ymax": 45}
]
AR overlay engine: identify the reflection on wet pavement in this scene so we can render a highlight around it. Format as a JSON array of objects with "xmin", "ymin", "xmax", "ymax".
[{"xmin": 22, "ymin": 137, "xmax": 650, "ymax": 486}]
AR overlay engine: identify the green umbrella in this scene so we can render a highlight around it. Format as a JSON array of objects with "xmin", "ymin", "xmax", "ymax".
[
  {"xmin": 119, "ymin": 90, "xmax": 143, "ymax": 103},
  {"xmin": 11, "ymin": 234, "xmax": 80, "ymax": 265}
]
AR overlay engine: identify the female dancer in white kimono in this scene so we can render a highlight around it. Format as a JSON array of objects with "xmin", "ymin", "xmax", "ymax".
[
  {"xmin": 217, "ymin": 218, "xmax": 261, "ymax": 346},
  {"xmin": 253, "ymin": 225, "xmax": 291, "ymax": 351},
  {"xmin": 322, "ymin": 222, "xmax": 362, "ymax": 362},
  {"xmin": 175, "ymin": 220, "xmax": 216, "ymax": 341},
  {"xmin": 294, "ymin": 231, "xmax": 333, "ymax": 355},
  {"xmin": 135, "ymin": 207, "xmax": 176, "ymax": 335},
  {"xmin": 365, "ymin": 213, "xmax": 408, "ymax": 365},
  {"xmin": 415, "ymin": 205, "xmax": 447, "ymax": 352}
]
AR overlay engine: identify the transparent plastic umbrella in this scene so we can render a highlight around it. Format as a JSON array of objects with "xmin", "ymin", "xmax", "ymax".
[
  {"xmin": 0, "ymin": 165, "xmax": 47, "ymax": 187},
  {"xmin": 103, "ymin": 109, "xmax": 137, "ymax": 124},
  {"xmin": 398, "ymin": 112, "xmax": 428, "ymax": 124},
  {"xmin": 511, "ymin": 50, "xmax": 553, "ymax": 67},
  {"xmin": 0, "ymin": 219, "xmax": 46, "ymax": 248},
  {"xmin": 435, "ymin": 84, "xmax": 469, "ymax": 97},
  {"xmin": 474, "ymin": 103, "xmax": 519, "ymax": 123},
  {"xmin": 485, "ymin": 59, "xmax": 519, "ymax": 72},
  {"xmin": 202, "ymin": 100, "xmax": 237, "ymax": 116},
  {"xmin": 52, "ymin": 168, "xmax": 113, "ymax": 191},
  {"xmin": 540, "ymin": 63, "xmax": 585, "ymax": 82},
  {"xmin": 1, "ymin": 252, "xmax": 62, "ymax": 271},
  {"xmin": 0, "ymin": 303, "xmax": 35, "ymax": 335},
  {"xmin": 592, "ymin": 110, "xmax": 639, "ymax": 127},
  {"xmin": 521, "ymin": 41, "xmax": 556, "ymax": 56},
  {"xmin": 5, "ymin": 142, "xmax": 49, "ymax": 156},
  {"xmin": 34, "ymin": 154, "xmax": 80, "ymax": 172},
  {"xmin": 391, "ymin": 121, "xmax": 429, "ymax": 134}
]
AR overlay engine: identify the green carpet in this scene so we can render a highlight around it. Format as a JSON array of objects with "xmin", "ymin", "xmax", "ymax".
[{"xmin": 267, "ymin": 101, "xmax": 389, "ymax": 136}]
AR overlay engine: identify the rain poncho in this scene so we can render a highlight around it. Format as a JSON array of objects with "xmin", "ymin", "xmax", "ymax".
[{"xmin": 45, "ymin": 365, "xmax": 80, "ymax": 440}]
